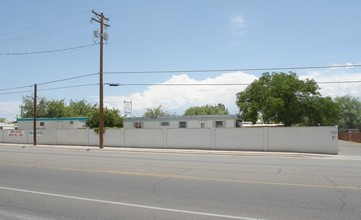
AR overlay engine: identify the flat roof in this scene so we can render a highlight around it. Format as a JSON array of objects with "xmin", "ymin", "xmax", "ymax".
[
  {"xmin": 124, "ymin": 114, "xmax": 238, "ymax": 122},
  {"xmin": 17, "ymin": 117, "xmax": 88, "ymax": 122}
]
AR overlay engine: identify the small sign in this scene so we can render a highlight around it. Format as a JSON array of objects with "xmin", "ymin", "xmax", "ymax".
[
  {"xmin": 7, "ymin": 130, "xmax": 25, "ymax": 137},
  {"xmin": 124, "ymin": 100, "xmax": 132, "ymax": 116},
  {"xmin": 331, "ymin": 130, "xmax": 338, "ymax": 140},
  {"xmin": 28, "ymin": 130, "xmax": 44, "ymax": 136}
]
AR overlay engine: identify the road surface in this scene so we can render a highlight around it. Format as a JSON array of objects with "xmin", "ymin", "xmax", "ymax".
[{"xmin": 0, "ymin": 142, "xmax": 360, "ymax": 219}]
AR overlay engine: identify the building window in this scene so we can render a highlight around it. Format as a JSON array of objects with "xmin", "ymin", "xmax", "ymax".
[
  {"xmin": 161, "ymin": 122, "xmax": 170, "ymax": 126},
  {"xmin": 179, "ymin": 121, "xmax": 187, "ymax": 128},
  {"xmin": 70, "ymin": 121, "xmax": 74, "ymax": 125},
  {"xmin": 200, "ymin": 122, "xmax": 206, "ymax": 128},
  {"xmin": 134, "ymin": 122, "xmax": 142, "ymax": 128},
  {"xmin": 215, "ymin": 121, "xmax": 223, "ymax": 128},
  {"xmin": 39, "ymin": 122, "xmax": 45, "ymax": 126}
]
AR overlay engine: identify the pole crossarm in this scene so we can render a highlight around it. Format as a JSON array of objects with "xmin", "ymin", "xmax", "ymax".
[{"xmin": 91, "ymin": 10, "xmax": 110, "ymax": 26}]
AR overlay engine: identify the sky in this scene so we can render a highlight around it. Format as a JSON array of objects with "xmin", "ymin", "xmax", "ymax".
[{"xmin": 1, "ymin": 0, "xmax": 361, "ymax": 121}]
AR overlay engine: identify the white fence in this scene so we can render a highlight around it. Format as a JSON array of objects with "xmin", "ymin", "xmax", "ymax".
[{"xmin": 0, "ymin": 127, "xmax": 338, "ymax": 154}]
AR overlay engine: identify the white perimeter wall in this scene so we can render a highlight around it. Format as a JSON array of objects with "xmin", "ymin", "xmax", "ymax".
[{"xmin": 0, "ymin": 127, "xmax": 338, "ymax": 154}]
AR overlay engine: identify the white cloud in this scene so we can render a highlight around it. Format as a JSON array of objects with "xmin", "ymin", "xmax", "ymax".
[
  {"xmin": 104, "ymin": 72, "xmax": 257, "ymax": 116},
  {"xmin": 104, "ymin": 69, "xmax": 361, "ymax": 117},
  {"xmin": 230, "ymin": 15, "xmax": 245, "ymax": 32},
  {"xmin": 229, "ymin": 14, "xmax": 246, "ymax": 46},
  {"xmin": 300, "ymin": 69, "xmax": 361, "ymax": 98},
  {"xmin": 0, "ymin": 101, "xmax": 21, "ymax": 121},
  {"xmin": 2, "ymin": 68, "xmax": 360, "ymax": 121}
]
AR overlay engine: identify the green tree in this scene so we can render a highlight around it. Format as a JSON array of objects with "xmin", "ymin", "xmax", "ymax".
[
  {"xmin": 46, "ymin": 99, "xmax": 67, "ymax": 118},
  {"xmin": 143, "ymin": 105, "xmax": 169, "ymax": 118},
  {"xmin": 236, "ymin": 72, "xmax": 339, "ymax": 126},
  {"xmin": 86, "ymin": 107, "xmax": 123, "ymax": 128},
  {"xmin": 335, "ymin": 95, "xmax": 361, "ymax": 131},
  {"xmin": 303, "ymin": 96, "xmax": 340, "ymax": 126},
  {"xmin": 19, "ymin": 96, "xmax": 98, "ymax": 119},
  {"xmin": 67, "ymin": 99, "xmax": 97, "ymax": 117},
  {"xmin": 20, "ymin": 95, "xmax": 49, "ymax": 118},
  {"xmin": 184, "ymin": 103, "xmax": 229, "ymax": 115},
  {"xmin": 0, "ymin": 118, "xmax": 5, "ymax": 123}
]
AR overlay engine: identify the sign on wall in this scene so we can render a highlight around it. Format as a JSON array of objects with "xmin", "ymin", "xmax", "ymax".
[
  {"xmin": 7, "ymin": 130, "xmax": 25, "ymax": 137},
  {"xmin": 28, "ymin": 130, "xmax": 44, "ymax": 136}
]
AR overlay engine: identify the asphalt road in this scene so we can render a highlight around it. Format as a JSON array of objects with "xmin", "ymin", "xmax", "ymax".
[{"xmin": 0, "ymin": 142, "xmax": 360, "ymax": 220}]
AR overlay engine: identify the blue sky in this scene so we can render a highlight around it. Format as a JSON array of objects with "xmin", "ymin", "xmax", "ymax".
[{"xmin": 1, "ymin": 0, "xmax": 361, "ymax": 121}]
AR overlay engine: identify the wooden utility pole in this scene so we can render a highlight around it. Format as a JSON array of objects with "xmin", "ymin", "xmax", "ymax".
[
  {"xmin": 33, "ymin": 83, "xmax": 37, "ymax": 146},
  {"xmin": 92, "ymin": 10, "xmax": 109, "ymax": 149}
]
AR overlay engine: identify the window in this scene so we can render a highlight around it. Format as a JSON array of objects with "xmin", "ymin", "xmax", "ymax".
[
  {"xmin": 70, "ymin": 121, "xmax": 74, "ymax": 125},
  {"xmin": 179, "ymin": 121, "xmax": 187, "ymax": 128},
  {"xmin": 200, "ymin": 122, "xmax": 206, "ymax": 128},
  {"xmin": 161, "ymin": 122, "xmax": 170, "ymax": 126},
  {"xmin": 134, "ymin": 122, "xmax": 142, "ymax": 128},
  {"xmin": 215, "ymin": 121, "xmax": 223, "ymax": 128},
  {"xmin": 39, "ymin": 122, "xmax": 45, "ymax": 126}
]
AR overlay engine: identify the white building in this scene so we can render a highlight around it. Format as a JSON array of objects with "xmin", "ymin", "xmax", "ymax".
[
  {"xmin": 0, "ymin": 123, "xmax": 17, "ymax": 130},
  {"xmin": 124, "ymin": 115, "xmax": 239, "ymax": 129},
  {"xmin": 17, "ymin": 117, "xmax": 88, "ymax": 130}
]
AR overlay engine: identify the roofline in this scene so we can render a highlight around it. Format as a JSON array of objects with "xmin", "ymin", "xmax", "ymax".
[
  {"xmin": 17, "ymin": 117, "xmax": 88, "ymax": 122},
  {"xmin": 124, "ymin": 114, "xmax": 238, "ymax": 121}
]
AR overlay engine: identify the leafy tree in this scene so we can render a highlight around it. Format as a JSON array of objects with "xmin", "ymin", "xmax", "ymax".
[
  {"xmin": 20, "ymin": 95, "xmax": 49, "ymax": 118},
  {"xmin": 45, "ymin": 99, "xmax": 67, "ymax": 118},
  {"xmin": 86, "ymin": 107, "xmax": 123, "ymax": 128},
  {"xmin": 19, "ymin": 96, "xmax": 97, "ymax": 118},
  {"xmin": 335, "ymin": 95, "xmax": 361, "ymax": 131},
  {"xmin": 67, "ymin": 99, "xmax": 97, "ymax": 117},
  {"xmin": 143, "ymin": 105, "xmax": 170, "ymax": 118},
  {"xmin": 0, "ymin": 118, "xmax": 5, "ymax": 123},
  {"xmin": 19, "ymin": 96, "xmax": 123, "ymax": 128},
  {"xmin": 236, "ymin": 72, "xmax": 339, "ymax": 126},
  {"xmin": 184, "ymin": 103, "xmax": 229, "ymax": 115},
  {"xmin": 303, "ymin": 96, "xmax": 340, "ymax": 126}
]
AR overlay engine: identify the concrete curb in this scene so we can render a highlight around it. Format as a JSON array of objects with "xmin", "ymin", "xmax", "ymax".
[{"xmin": 0, "ymin": 143, "xmax": 336, "ymax": 158}]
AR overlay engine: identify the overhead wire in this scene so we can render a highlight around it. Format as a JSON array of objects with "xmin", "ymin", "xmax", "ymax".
[
  {"xmin": 104, "ymin": 64, "xmax": 361, "ymax": 74},
  {"xmin": 105, "ymin": 80, "xmax": 361, "ymax": 87},
  {"xmin": 1, "ymin": 64, "xmax": 360, "ymax": 96},
  {"xmin": 38, "ymin": 73, "xmax": 98, "ymax": 86},
  {"xmin": 39, "ymin": 83, "xmax": 98, "ymax": 92},
  {"xmin": 0, "ymin": 85, "xmax": 34, "ymax": 92},
  {"xmin": 0, "ymin": 84, "xmax": 98, "ymax": 96},
  {"xmin": 0, "ymin": 10, "xmax": 89, "ymax": 38},
  {"xmin": 0, "ymin": 43, "xmax": 98, "ymax": 56}
]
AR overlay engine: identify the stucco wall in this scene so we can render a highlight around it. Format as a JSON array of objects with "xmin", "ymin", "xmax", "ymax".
[
  {"xmin": 215, "ymin": 128, "xmax": 265, "ymax": 151},
  {"xmin": 166, "ymin": 129, "xmax": 213, "ymax": 149},
  {"xmin": 0, "ymin": 127, "xmax": 338, "ymax": 154},
  {"xmin": 124, "ymin": 129, "xmax": 164, "ymax": 148}
]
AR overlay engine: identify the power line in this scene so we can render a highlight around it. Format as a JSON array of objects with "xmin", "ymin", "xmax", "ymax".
[
  {"xmin": 317, "ymin": 80, "xmax": 361, "ymax": 84},
  {"xmin": 39, "ymin": 83, "xmax": 98, "ymax": 91},
  {"xmin": 105, "ymin": 80, "xmax": 361, "ymax": 87},
  {"xmin": 105, "ymin": 83, "xmax": 251, "ymax": 86},
  {"xmin": 1, "ymin": 64, "xmax": 361, "ymax": 94},
  {"xmin": 1, "ymin": 79, "xmax": 360, "ymax": 97},
  {"xmin": 0, "ymin": 85, "xmax": 34, "ymax": 92},
  {"xmin": 104, "ymin": 64, "xmax": 361, "ymax": 74},
  {"xmin": 38, "ymin": 73, "xmax": 98, "ymax": 86},
  {"xmin": 0, "ymin": 83, "xmax": 98, "ymax": 96},
  {"xmin": 0, "ymin": 89, "xmax": 34, "ymax": 96},
  {"xmin": 0, "ymin": 43, "xmax": 97, "ymax": 56},
  {"xmin": 0, "ymin": 73, "xmax": 98, "ymax": 92}
]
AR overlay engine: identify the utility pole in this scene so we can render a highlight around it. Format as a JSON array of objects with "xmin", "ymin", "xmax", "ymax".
[
  {"xmin": 92, "ymin": 10, "xmax": 109, "ymax": 149},
  {"xmin": 33, "ymin": 83, "xmax": 37, "ymax": 146}
]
